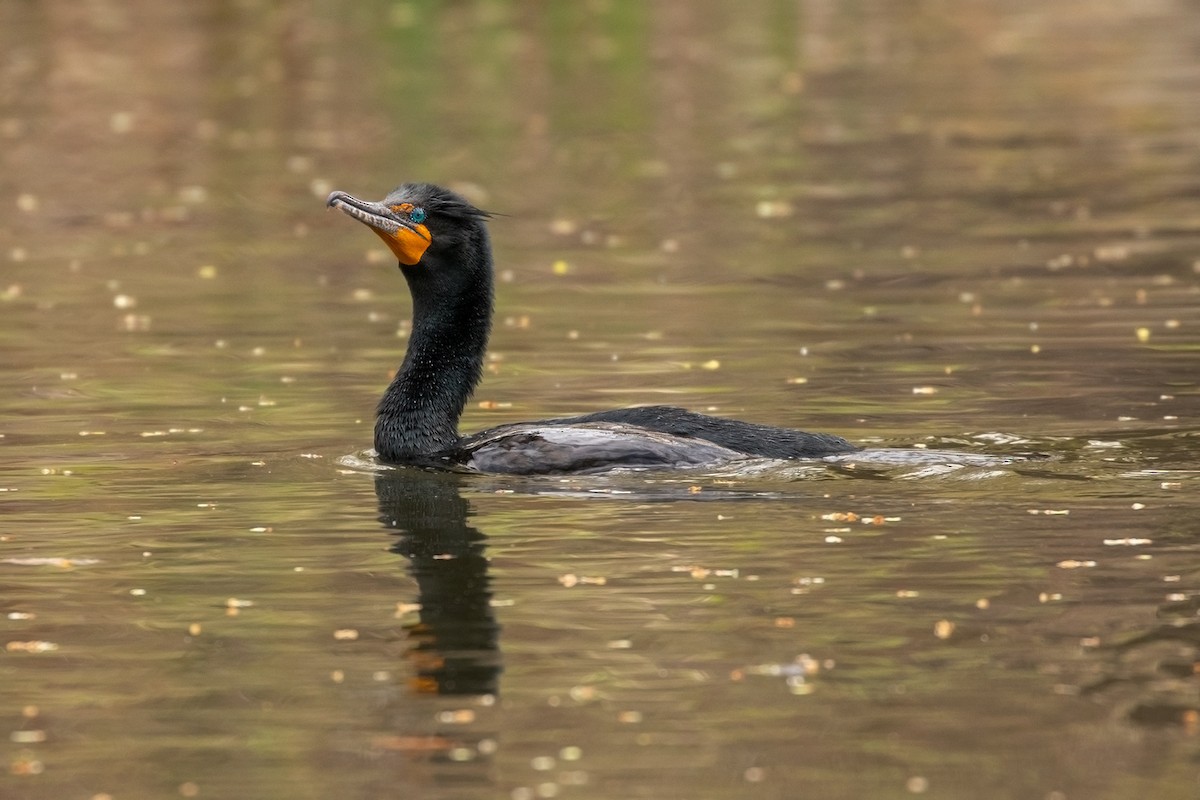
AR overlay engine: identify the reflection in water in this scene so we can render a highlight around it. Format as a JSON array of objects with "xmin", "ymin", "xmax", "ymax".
[
  {"xmin": 375, "ymin": 470, "xmax": 502, "ymax": 697},
  {"xmin": 1081, "ymin": 602, "xmax": 1200, "ymax": 729}
]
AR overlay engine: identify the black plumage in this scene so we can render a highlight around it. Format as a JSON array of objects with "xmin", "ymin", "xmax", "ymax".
[{"xmin": 328, "ymin": 182, "xmax": 858, "ymax": 474}]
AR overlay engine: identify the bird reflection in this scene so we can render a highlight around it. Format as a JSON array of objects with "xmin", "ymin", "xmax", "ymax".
[{"xmin": 375, "ymin": 469, "xmax": 501, "ymax": 696}]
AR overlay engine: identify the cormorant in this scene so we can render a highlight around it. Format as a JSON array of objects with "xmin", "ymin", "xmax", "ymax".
[{"xmin": 327, "ymin": 183, "xmax": 858, "ymax": 474}]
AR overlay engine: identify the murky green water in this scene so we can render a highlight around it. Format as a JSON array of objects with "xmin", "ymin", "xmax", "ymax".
[{"xmin": 3, "ymin": 1, "xmax": 1199, "ymax": 798}]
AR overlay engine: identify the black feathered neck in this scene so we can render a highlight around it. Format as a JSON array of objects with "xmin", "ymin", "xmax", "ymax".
[{"xmin": 373, "ymin": 185, "xmax": 495, "ymax": 461}]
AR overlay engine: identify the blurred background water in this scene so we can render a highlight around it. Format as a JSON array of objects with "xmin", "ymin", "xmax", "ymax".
[{"xmin": 1, "ymin": 1, "xmax": 1198, "ymax": 798}]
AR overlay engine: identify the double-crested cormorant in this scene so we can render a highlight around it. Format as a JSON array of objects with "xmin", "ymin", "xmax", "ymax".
[{"xmin": 327, "ymin": 183, "xmax": 858, "ymax": 474}]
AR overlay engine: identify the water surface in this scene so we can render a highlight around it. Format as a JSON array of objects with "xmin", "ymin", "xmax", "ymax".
[{"xmin": 2, "ymin": 2, "xmax": 1199, "ymax": 798}]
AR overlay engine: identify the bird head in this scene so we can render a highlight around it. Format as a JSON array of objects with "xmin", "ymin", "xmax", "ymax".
[{"xmin": 327, "ymin": 183, "xmax": 491, "ymax": 268}]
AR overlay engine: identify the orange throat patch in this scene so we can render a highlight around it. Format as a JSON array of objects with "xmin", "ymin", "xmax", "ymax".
[{"xmin": 375, "ymin": 224, "xmax": 431, "ymax": 265}]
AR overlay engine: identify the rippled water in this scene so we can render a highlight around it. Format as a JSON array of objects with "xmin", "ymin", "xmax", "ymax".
[{"xmin": 3, "ymin": 2, "xmax": 1199, "ymax": 798}]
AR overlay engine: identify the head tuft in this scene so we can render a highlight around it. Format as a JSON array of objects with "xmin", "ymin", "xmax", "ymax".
[{"xmin": 382, "ymin": 183, "xmax": 491, "ymax": 223}]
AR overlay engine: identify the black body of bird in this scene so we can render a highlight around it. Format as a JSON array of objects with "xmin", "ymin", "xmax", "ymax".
[{"xmin": 327, "ymin": 183, "xmax": 858, "ymax": 474}]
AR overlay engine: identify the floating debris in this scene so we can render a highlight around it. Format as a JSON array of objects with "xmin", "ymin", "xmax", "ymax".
[
  {"xmin": 371, "ymin": 735, "xmax": 455, "ymax": 752},
  {"xmin": 9, "ymin": 753, "xmax": 44, "ymax": 775},
  {"xmin": 755, "ymin": 199, "xmax": 794, "ymax": 218},
  {"xmin": 549, "ymin": 218, "xmax": 577, "ymax": 236},
  {"xmin": 110, "ymin": 111, "xmax": 134, "ymax": 133},
  {"xmin": 394, "ymin": 602, "xmax": 421, "ymax": 617},
  {"xmin": 558, "ymin": 574, "xmax": 607, "ymax": 588},
  {"xmin": 6, "ymin": 641, "xmax": 58, "ymax": 653},
  {"xmin": 906, "ymin": 775, "xmax": 930, "ymax": 794},
  {"xmin": 671, "ymin": 565, "xmax": 739, "ymax": 580},
  {"xmin": 119, "ymin": 313, "xmax": 152, "ymax": 332},
  {"xmin": 734, "ymin": 653, "xmax": 827, "ymax": 695},
  {"xmin": 2, "ymin": 557, "xmax": 99, "ymax": 567}
]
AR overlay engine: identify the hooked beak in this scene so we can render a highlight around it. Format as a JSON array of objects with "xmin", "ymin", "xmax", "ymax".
[{"xmin": 327, "ymin": 190, "xmax": 431, "ymax": 265}]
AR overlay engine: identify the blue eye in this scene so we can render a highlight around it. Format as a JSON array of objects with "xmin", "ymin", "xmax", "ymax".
[{"xmin": 410, "ymin": 207, "xmax": 427, "ymax": 224}]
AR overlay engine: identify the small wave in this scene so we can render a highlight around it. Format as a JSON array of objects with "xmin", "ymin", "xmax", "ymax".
[{"xmin": 335, "ymin": 450, "xmax": 394, "ymax": 474}]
